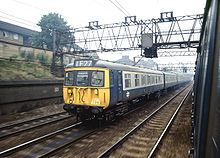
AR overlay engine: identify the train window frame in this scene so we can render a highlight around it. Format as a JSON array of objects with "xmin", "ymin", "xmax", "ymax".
[
  {"xmin": 150, "ymin": 75, "xmax": 153, "ymax": 85},
  {"xmin": 64, "ymin": 71, "xmax": 74, "ymax": 86},
  {"xmin": 124, "ymin": 73, "xmax": 131, "ymax": 88},
  {"xmin": 135, "ymin": 74, "xmax": 140, "ymax": 87},
  {"xmin": 147, "ymin": 75, "xmax": 151, "ymax": 85},
  {"xmin": 76, "ymin": 70, "xmax": 89, "ymax": 86},
  {"xmin": 141, "ymin": 74, "xmax": 147, "ymax": 86},
  {"xmin": 158, "ymin": 76, "xmax": 161, "ymax": 83},
  {"xmin": 91, "ymin": 71, "xmax": 104, "ymax": 87}
]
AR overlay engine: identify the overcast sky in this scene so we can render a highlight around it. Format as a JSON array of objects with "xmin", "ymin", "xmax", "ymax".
[
  {"xmin": 0, "ymin": 0, "xmax": 206, "ymax": 67},
  {"xmin": 1, "ymin": 0, "xmax": 206, "ymax": 30}
]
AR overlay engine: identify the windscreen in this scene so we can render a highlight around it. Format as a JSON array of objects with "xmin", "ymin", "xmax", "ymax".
[
  {"xmin": 65, "ymin": 71, "xmax": 74, "ymax": 85},
  {"xmin": 76, "ymin": 71, "xmax": 89, "ymax": 86},
  {"xmin": 64, "ymin": 70, "xmax": 104, "ymax": 87},
  {"xmin": 91, "ymin": 71, "xmax": 104, "ymax": 86}
]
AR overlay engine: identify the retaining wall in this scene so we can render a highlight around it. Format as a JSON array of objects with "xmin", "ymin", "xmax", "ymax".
[{"xmin": 0, "ymin": 80, "xmax": 64, "ymax": 115}]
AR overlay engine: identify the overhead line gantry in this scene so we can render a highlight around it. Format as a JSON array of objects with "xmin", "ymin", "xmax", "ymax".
[{"xmin": 70, "ymin": 12, "xmax": 203, "ymax": 58}]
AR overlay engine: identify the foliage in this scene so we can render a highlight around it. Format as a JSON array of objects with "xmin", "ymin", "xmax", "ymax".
[
  {"xmin": 20, "ymin": 51, "xmax": 26, "ymax": 58},
  {"xmin": 0, "ymin": 60, "xmax": 55, "ymax": 80},
  {"xmin": 31, "ymin": 13, "xmax": 73, "ymax": 51},
  {"xmin": 36, "ymin": 52, "xmax": 49, "ymax": 65},
  {"xmin": 9, "ymin": 54, "xmax": 18, "ymax": 60},
  {"xmin": 25, "ymin": 52, "xmax": 35, "ymax": 62}
]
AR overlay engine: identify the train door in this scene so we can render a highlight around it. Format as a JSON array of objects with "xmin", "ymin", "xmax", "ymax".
[
  {"xmin": 110, "ymin": 70, "xmax": 117, "ymax": 105},
  {"xmin": 117, "ymin": 71, "xmax": 123, "ymax": 101}
]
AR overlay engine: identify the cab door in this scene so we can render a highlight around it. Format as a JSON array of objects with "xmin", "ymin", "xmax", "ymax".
[{"xmin": 117, "ymin": 71, "xmax": 123, "ymax": 101}]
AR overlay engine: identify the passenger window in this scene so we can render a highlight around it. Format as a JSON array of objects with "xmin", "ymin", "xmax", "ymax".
[
  {"xmin": 141, "ymin": 75, "xmax": 146, "ymax": 86},
  {"xmin": 110, "ymin": 71, "xmax": 114, "ymax": 86},
  {"xmin": 91, "ymin": 71, "xmax": 104, "ymax": 87},
  {"xmin": 135, "ymin": 74, "xmax": 140, "ymax": 87},
  {"xmin": 151, "ymin": 76, "xmax": 153, "ymax": 84},
  {"xmin": 147, "ymin": 75, "xmax": 151, "ymax": 85},
  {"xmin": 125, "ymin": 73, "xmax": 131, "ymax": 88}
]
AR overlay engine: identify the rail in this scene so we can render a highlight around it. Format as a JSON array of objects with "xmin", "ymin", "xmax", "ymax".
[
  {"xmin": 98, "ymin": 85, "xmax": 191, "ymax": 158},
  {"xmin": 0, "ymin": 122, "xmax": 82, "ymax": 156},
  {"xmin": 0, "ymin": 111, "xmax": 72, "ymax": 139}
]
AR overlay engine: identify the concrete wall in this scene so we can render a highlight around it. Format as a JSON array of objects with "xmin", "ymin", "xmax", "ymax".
[
  {"xmin": 0, "ymin": 41, "xmax": 77, "ymax": 66},
  {"xmin": 0, "ymin": 80, "xmax": 64, "ymax": 115},
  {"xmin": 0, "ymin": 41, "xmax": 53, "ymax": 59}
]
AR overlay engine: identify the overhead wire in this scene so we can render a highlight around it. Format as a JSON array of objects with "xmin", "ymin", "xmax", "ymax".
[
  {"xmin": 114, "ymin": 0, "xmax": 130, "ymax": 16},
  {"xmin": 108, "ymin": 0, "xmax": 128, "ymax": 16},
  {"xmin": 0, "ymin": 15, "xmax": 39, "ymax": 30},
  {"xmin": 2, "ymin": 0, "xmax": 73, "ymax": 33},
  {"xmin": 0, "ymin": 11, "xmax": 37, "ymax": 25},
  {"xmin": 9, "ymin": 0, "xmax": 49, "ymax": 12}
]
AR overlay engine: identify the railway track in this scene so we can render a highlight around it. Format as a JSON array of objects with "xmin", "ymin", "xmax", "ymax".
[
  {"xmin": 98, "ymin": 86, "xmax": 191, "ymax": 158},
  {"xmin": 0, "ymin": 85, "xmax": 191, "ymax": 157},
  {"xmin": 0, "ymin": 122, "xmax": 92, "ymax": 157},
  {"xmin": 0, "ymin": 112, "xmax": 72, "ymax": 139}
]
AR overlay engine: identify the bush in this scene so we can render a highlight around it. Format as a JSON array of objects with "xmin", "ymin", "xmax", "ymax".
[
  {"xmin": 25, "ymin": 52, "xmax": 35, "ymax": 62},
  {"xmin": 9, "ymin": 54, "xmax": 18, "ymax": 60},
  {"xmin": 20, "ymin": 51, "xmax": 26, "ymax": 58},
  {"xmin": 36, "ymin": 52, "xmax": 49, "ymax": 66}
]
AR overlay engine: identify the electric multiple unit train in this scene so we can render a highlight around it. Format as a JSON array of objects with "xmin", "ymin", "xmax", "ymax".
[{"xmin": 63, "ymin": 59, "xmax": 190, "ymax": 121}]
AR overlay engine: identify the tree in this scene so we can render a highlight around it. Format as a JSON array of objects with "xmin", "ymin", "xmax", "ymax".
[{"xmin": 32, "ymin": 13, "xmax": 73, "ymax": 51}]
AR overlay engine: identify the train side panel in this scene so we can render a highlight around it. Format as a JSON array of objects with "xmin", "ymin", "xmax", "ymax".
[
  {"xmin": 121, "ymin": 71, "xmax": 164, "ymax": 101},
  {"xmin": 164, "ymin": 72, "xmax": 178, "ymax": 89}
]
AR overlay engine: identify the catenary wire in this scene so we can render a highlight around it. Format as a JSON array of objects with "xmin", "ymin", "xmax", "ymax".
[
  {"xmin": 108, "ymin": 0, "xmax": 128, "ymax": 16},
  {"xmin": 114, "ymin": 0, "xmax": 130, "ymax": 16}
]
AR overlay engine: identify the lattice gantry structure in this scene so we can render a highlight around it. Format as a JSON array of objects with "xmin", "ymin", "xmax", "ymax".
[
  {"xmin": 157, "ymin": 61, "xmax": 195, "ymax": 72},
  {"xmin": 71, "ymin": 12, "xmax": 203, "ymax": 58}
]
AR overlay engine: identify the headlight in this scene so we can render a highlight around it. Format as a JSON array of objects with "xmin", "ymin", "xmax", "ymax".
[{"xmin": 68, "ymin": 89, "xmax": 72, "ymax": 94}]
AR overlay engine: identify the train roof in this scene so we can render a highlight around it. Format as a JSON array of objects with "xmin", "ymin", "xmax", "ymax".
[{"xmin": 66, "ymin": 59, "xmax": 163, "ymax": 74}]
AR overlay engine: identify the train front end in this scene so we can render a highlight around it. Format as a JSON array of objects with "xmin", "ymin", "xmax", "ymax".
[{"xmin": 63, "ymin": 59, "xmax": 110, "ymax": 120}]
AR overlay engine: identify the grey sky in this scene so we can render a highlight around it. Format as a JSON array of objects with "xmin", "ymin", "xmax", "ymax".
[
  {"xmin": 1, "ymin": 0, "xmax": 206, "ymax": 30},
  {"xmin": 0, "ymin": 0, "xmax": 206, "ymax": 68}
]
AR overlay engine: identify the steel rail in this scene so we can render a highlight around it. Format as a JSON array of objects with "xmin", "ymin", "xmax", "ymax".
[
  {"xmin": 0, "ymin": 112, "xmax": 73, "ymax": 139},
  {"xmin": 98, "ymin": 85, "xmax": 190, "ymax": 158},
  {"xmin": 37, "ymin": 129, "xmax": 96, "ymax": 158},
  {"xmin": 0, "ymin": 122, "xmax": 82, "ymax": 156},
  {"xmin": 147, "ymin": 88, "xmax": 192, "ymax": 158},
  {"xmin": 0, "ymin": 111, "xmax": 66, "ymax": 130}
]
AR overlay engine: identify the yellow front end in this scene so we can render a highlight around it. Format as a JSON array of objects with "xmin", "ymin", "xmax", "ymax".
[{"xmin": 63, "ymin": 67, "xmax": 110, "ymax": 109}]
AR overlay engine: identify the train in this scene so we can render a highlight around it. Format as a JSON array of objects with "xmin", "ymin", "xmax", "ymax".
[
  {"xmin": 63, "ymin": 58, "xmax": 191, "ymax": 121},
  {"xmin": 191, "ymin": 0, "xmax": 220, "ymax": 157}
]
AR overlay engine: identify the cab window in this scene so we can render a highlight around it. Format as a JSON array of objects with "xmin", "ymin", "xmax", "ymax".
[
  {"xmin": 65, "ymin": 71, "xmax": 74, "ymax": 85},
  {"xmin": 76, "ymin": 71, "xmax": 89, "ymax": 86},
  {"xmin": 91, "ymin": 71, "xmax": 104, "ymax": 87}
]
